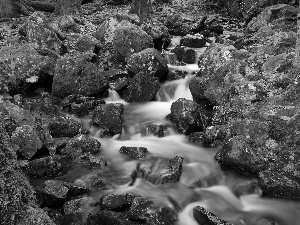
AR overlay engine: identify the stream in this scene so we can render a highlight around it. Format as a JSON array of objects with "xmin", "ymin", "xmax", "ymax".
[{"xmin": 52, "ymin": 37, "xmax": 300, "ymax": 225}]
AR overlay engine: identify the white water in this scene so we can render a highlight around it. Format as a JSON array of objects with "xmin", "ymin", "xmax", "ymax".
[{"xmin": 83, "ymin": 40, "xmax": 300, "ymax": 225}]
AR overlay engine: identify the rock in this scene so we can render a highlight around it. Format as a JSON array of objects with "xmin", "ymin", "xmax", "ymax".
[
  {"xmin": 61, "ymin": 198, "xmax": 87, "ymax": 225},
  {"xmin": 85, "ymin": 210, "xmax": 131, "ymax": 225},
  {"xmin": 140, "ymin": 22, "xmax": 171, "ymax": 51},
  {"xmin": 61, "ymin": 94, "xmax": 105, "ymax": 117},
  {"xmin": 94, "ymin": 18, "xmax": 153, "ymax": 62},
  {"xmin": 164, "ymin": 14, "xmax": 191, "ymax": 36},
  {"xmin": 247, "ymin": 4, "xmax": 298, "ymax": 33},
  {"xmin": 99, "ymin": 193, "xmax": 134, "ymax": 210},
  {"xmin": 127, "ymin": 197, "xmax": 153, "ymax": 220},
  {"xmin": 183, "ymin": 48, "xmax": 196, "ymax": 64},
  {"xmin": 188, "ymin": 132, "xmax": 206, "ymax": 145},
  {"xmin": 258, "ymin": 170, "xmax": 300, "ymax": 199},
  {"xmin": 233, "ymin": 180, "xmax": 261, "ymax": 197},
  {"xmin": 64, "ymin": 198, "xmax": 87, "ymax": 215},
  {"xmin": 52, "ymin": 52, "xmax": 109, "ymax": 98},
  {"xmin": 11, "ymin": 125, "xmax": 43, "ymax": 160},
  {"xmin": 59, "ymin": 182, "xmax": 90, "ymax": 196},
  {"xmin": 86, "ymin": 155, "xmax": 107, "ymax": 169},
  {"xmin": 20, "ymin": 12, "xmax": 65, "ymax": 54},
  {"xmin": 180, "ymin": 34, "xmax": 206, "ymax": 48},
  {"xmin": 123, "ymin": 72, "xmax": 160, "ymax": 102},
  {"xmin": 127, "ymin": 48, "xmax": 168, "ymax": 81},
  {"xmin": 171, "ymin": 45, "xmax": 185, "ymax": 62},
  {"xmin": 40, "ymin": 93, "xmax": 60, "ymax": 116},
  {"xmin": 167, "ymin": 98, "xmax": 206, "ymax": 135},
  {"xmin": 41, "ymin": 180, "xmax": 69, "ymax": 207},
  {"xmin": 20, "ymin": 207, "xmax": 55, "ymax": 225},
  {"xmin": 145, "ymin": 123, "xmax": 169, "ymax": 137},
  {"xmin": 134, "ymin": 156, "xmax": 184, "ymax": 185},
  {"xmin": 75, "ymin": 35, "xmax": 100, "ymax": 52},
  {"xmin": 92, "ymin": 103, "xmax": 124, "ymax": 135},
  {"xmin": 61, "ymin": 135, "xmax": 101, "ymax": 158},
  {"xmin": 193, "ymin": 206, "xmax": 231, "ymax": 225},
  {"xmin": 48, "ymin": 116, "xmax": 88, "ymax": 138},
  {"xmin": 25, "ymin": 156, "xmax": 63, "ymax": 177},
  {"xmin": 119, "ymin": 146, "xmax": 148, "ymax": 159},
  {"xmin": 0, "ymin": 44, "xmax": 55, "ymax": 95},
  {"xmin": 149, "ymin": 206, "xmax": 177, "ymax": 225}
]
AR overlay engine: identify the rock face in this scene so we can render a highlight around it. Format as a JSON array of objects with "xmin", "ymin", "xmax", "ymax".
[
  {"xmin": 0, "ymin": 44, "xmax": 55, "ymax": 95},
  {"xmin": 127, "ymin": 48, "xmax": 168, "ymax": 81},
  {"xmin": 52, "ymin": 52, "xmax": 109, "ymax": 98},
  {"xmin": 167, "ymin": 98, "xmax": 207, "ymax": 135},
  {"xmin": 123, "ymin": 72, "xmax": 160, "ymax": 103},
  {"xmin": 94, "ymin": 18, "xmax": 153, "ymax": 62},
  {"xmin": 92, "ymin": 103, "xmax": 125, "ymax": 135}
]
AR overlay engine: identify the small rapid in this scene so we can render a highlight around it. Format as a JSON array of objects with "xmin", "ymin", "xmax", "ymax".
[{"xmin": 79, "ymin": 37, "xmax": 300, "ymax": 225}]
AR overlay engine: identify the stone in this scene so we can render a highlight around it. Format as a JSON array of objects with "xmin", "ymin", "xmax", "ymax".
[
  {"xmin": 99, "ymin": 193, "xmax": 134, "ymax": 210},
  {"xmin": 11, "ymin": 125, "xmax": 43, "ymax": 160},
  {"xmin": 52, "ymin": 52, "xmax": 109, "ymax": 98},
  {"xmin": 61, "ymin": 135, "xmax": 101, "ymax": 158},
  {"xmin": 127, "ymin": 48, "xmax": 169, "ymax": 81},
  {"xmin": 92, "ymin": 103, "xmax": 124, "ymax": 135},
  {"xmin": 61, "ymin": 94, "xmax": 105, "ymax": 117},
  {"xmin": 85, "ymin": 210, "xmax": 131, "ymax": 225},
  {"xmin": 167, "ymin": 98, "xmax": 206, "ymax": 135},
  {"xmin": 149, "ymin": 206, "xmax": 177, "ymax": 225},
  {"xmin": 123, "ymin": 72, "xmax": 160, "ymax": 103},
  {"xmin": 180, "ymin": 34, "xmax": 206, "ymax": 48},
  {"xmin": 75, "ymin": 35, "xmax": 100, "ymax": 53},
  {"xmin": 42, "ymin": 180, "xmax": 69, "ymax": 207},
  {"xmin": 25, "ymin": 156, "xmax": 63, "ymax": 177},
  {"xmin": 183, "ymin": 48, "xmax": 196, "ymax": 64},
  {"xmin": 193, "ymin": 206, "xmax": 231, "ymax": 225},
  {"xmin": 48, "ymin": 116, "xmax": 88, "ymax": 138},
  {"xmin": 119, "ymin": 146, "xmax": 148, "ymax": 159},
  {"xmin": 134, "ymin": 156, "xmax": 184, "ymax": 185},
  {"xmin": 127, "ymin": 197, "xmax": 153, "ymax": 220}
]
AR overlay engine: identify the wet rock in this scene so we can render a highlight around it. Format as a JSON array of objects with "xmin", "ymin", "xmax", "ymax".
[
  {"xmin": 59, "ymin": 182, "xmax": 90, "ymax": 196},
  {"xmin": 258, "ymin": 170, "xmax": 300, "ymax": 200},
  {"xmin": 127, "ymin": 197, "xmax": 153, "ymax": 220},
  {"xmin": 48, "ymin": 116, "xmax": 88, "ymax": 138},
  {"xmin": 123, "ymin": 72, "xmax": 160, "ymax": 102},
  {"xmin": 21, "ymin": 207, "xmax": 55, "ymax": 225},
  {"xmin": 183, "ymin": 48, "xmax": 196, "ymax": 64},
  {"xmin": 85, "ymin": 210, "xmax": 131, "ymax": 225},
  {"xmin": 64, "ymin": 198, "xmax": 87, "ymax": 214},
  {"xmin": 164, "ymin": 52, "xmax": 178, "ymax": 65},
  {"xmin": 171, "ymin": 45, "xmax": 185, "ymax": 62},
  {"xmin": 86, "ymin": 155, "xmax": 107, "ymax": 169},
  {"xmin": 61, "ymin": 135, "xmax": 101, "ymax": 158},
  {"xmin": 193, "ymin": 206, "xmax": 231, "ymax": 225},
  {"xmin": 94, "ymin": 18, "xmax": 153, "ymax": 62},
  {"xmin": 146, "ymin": 123, "xmax": 170, "ymax": 137},
  {"xmin": 180, "ymin": 34, "xmax": 206, "ymax": 48},
  {"xmin": 20, "ymin": 12, "xmax": 65, "ymax": 54},
  {"xmin": 62, "ymin": 198, "xmax": 87, "ymax": 225},
  {"xmin": 167, "ymin": 98, "xmax": 207, "ymax": 135},
  {"xmin": 61, "ymin": 94, "xmax": 105, "ymax": 117},
  {"xmin": 134, "ymin": 156, "xmax": 184, "ymax": 185},
  {"xmin": 247, "ymin": 4, "xmax": 298, "ymax": 33},
  {"xmin": 140, "ymin": 22, "xmax": 171, "ymax": 51},
  {"xmin": 75, "ymin": 35, "xmax": 100, "ymax": 52},
  {"xmin": 149, "ymin": 206, "xmax": 177, "ymax": 225},
  {"xmin": 11, "ymin": 125, "xmax": 43, "ymax": 160},
  {"xmin": 99, "ymin": 193, "xmax": 134, "ymax": 210},
  {"xmin": 233, "ymin": 180, "xmax": 261, "ymax": 197},
  {"xmin": 188, "ymin": 132, "xmax": 206, "ymax": 145},
  {"xmin": 52, "ymin": 52, "xmax": 109, "ymax": 98},
  {"xmin": 164, "ymin": 14, "xmax": 191, "ymax": 36},
  {"xmin": 40, "ymin": 93, "xmax": 60, "ymax": 116},
  {"xmin": 41, "ymin": 180, "xmax": 69, "ymax": 207},
  {"xmin": 119, "ymin": 146, "xmax": 149, "ymax": 159},
  {"xmin": 216, "ymin": 135, "xmax": 267, "ymax": 173},
  {"xmin": 127, "ymin": 48, "xmax": 169, "ymax": 81},
  {"xmin": 92, "ymin": 103, "xmax": 124, "ymax": 135},
  {"xmin": 0, "ymin": 44, "xmax": 55, "ymax": 95},
  {"xmin": 25, "ymin": 156, "xmax": 63, "ymax": 177}
]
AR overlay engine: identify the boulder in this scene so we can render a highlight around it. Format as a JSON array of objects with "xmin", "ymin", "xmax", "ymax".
[
  {"xmin": 148, "ymin": 206, "xmax": 177, "ymax": 225},
  {"xmin": 61, "ymin": 135, "xmax": 101, "ymax": 158},
  {"xmin": 193, "ymin": 206, "xmax": 231, "ymax": 225},
  {"xmin": 127, "ymin": 48, "xmax": 168, "ymax": 81},
  {"xmin": 61, "ymin": 94, "xmax": 105, "ymax": 117},
  {"xmin": 85, "ymin": 210, "xmax": 131, "ymax": 225},
  {"xmin": 99, "ymin": 193, "xmax": 134, "ymax": 210},
  {"xmin": 25, "ymin": 156, "xmax": 63, "ymax": 177},
  {"xmin": 92, "ymin": 103, "xmax": 125, "ymax": 135},
  {"xmin": 75, "ymin": 35, "xmax": 100, "ymax": 53},
  {"xmin": 167, "ymin": 98, "xmax": 207, "ymax": 135},
  {"xmin": 119, "ymin": 146, "xmax": 149, "ymax": 159},
  {"xmin": 180, "ymin": 34, "xmax": 206, "ymax": 48},
  {"xmin": 41, "ymin": 180, "xmax": 69, "ymax": 207},
  {"xmin": 52, "ymin": 52, "xmax": 109, "ymax": 98},
  {"xmin": 182, "ymin": 48, "xmax": 196, "ymax": 64},
  {"xmin": 123, "ymin": 72, "xmax": 160, "ymax": 102},
  {"xmin": 0, "ymin": 44, "xmax": 55, "ymax": 95},
  {"xmin": 134, "ymin": 156, "xmax": 184, "ymax": 185},
  {"xmin": 48, "ymin": 116, "xmax": 88, "ymax": 138}
]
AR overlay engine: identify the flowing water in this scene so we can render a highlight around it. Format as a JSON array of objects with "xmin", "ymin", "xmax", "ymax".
[{"xmin": 65, "ymin": 38, "xmax": 300, "ymax": 224}]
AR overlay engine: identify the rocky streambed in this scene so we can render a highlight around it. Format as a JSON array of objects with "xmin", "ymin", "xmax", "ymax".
[{"xmin": 1, "ymin": 1, "xmax": 300, "ymax": 225}]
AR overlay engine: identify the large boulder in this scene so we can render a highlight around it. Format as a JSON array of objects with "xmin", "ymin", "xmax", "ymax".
[
  {"xmin": 247, "ymin": 4, "xmax": 298, "ymax": 33},
  {"xmin": 127, "ymin": 48, "xmax": 168, "ymax": 81},
  {"xmin": 0, "ymin": 44, "xmax": 55, "ymax": 95},
  {"xmin": 52, "ymin": 52, "xmax": 109, "ymax": 98},
  {"xmin": 92, "ymin": 103, "xmax": 125, "ymax": 136},
  {"xmin": 94, "ymin": 18, "xmax": 153, "ymax": 62},
  {"xmin": 122, "ymin": 72, "xmax": 160, "ymax": 103}
]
